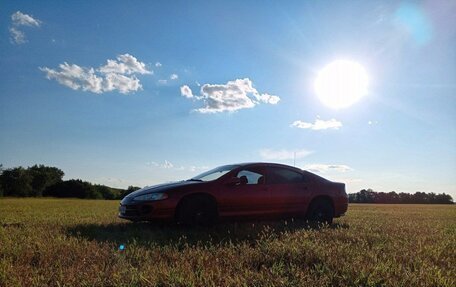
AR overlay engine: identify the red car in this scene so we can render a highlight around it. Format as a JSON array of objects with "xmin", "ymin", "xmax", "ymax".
[{"xmin": 119, "ymin": 162, "xmax": 348, "ymax": 225}]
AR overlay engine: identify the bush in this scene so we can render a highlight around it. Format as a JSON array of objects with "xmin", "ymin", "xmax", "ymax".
[
  {"xmin": 93, "ymin": 185, "xmax": 121, "ymax": 200},
  {"xmin": 28, "ymin": 165, "xmax": 64, "ymax": 196},
  {"xmin": 0, "ymin": 167, "xmax": 34, "ymax": 197},
  {"xmin": 44, "ymin": 179, "xmax": 102, "ymax": 199},
  {"xmin": 0, "ymin": 165, "xmax": 64, "ymax": 197}
]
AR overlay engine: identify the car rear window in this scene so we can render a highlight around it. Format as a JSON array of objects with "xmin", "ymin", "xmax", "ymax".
[{"xmin": 266, "ymin": 167, "xmax": 304, "ymax": 184}]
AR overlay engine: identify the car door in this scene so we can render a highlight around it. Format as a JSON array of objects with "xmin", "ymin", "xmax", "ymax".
[
  {"xmin": 265, "ymin": 166, "xmax": 311, "ymax": 217},
  {"xmin": 217, "ymin": 166, "xmax": 270, "ymax": 218}
]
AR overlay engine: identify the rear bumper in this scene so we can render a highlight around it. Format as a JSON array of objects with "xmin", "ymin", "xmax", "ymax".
[{"xmin": 334, "ymin": 196, "xmax": 349, "ymax": 217}]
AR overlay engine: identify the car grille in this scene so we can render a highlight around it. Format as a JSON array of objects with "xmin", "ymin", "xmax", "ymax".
[{"xmin": 120, "ymin": 204, "xmax": 152, "ymax": 217}]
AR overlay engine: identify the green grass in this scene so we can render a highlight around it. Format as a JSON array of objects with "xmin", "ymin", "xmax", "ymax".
[{"xmin": 0, "ymin": 198, "xmax": 455, "ymax": 286}]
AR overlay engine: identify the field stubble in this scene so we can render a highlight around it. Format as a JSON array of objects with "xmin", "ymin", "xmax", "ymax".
[{"xmin": 0, "ymin": 198, "xmax": 455, "ymax": 286}]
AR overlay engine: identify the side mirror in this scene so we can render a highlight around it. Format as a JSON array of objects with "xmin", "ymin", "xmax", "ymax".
[{"xmin": 226, "ymin": 177, "xmax": 241, "ymax": 186}]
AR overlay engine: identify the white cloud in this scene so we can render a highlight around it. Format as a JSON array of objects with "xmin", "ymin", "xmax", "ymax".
[
  {"xmin": 12, "ymin": 11, "xmax": 41, "ymax": 27},
  {"xmin": 98, "ymin": 177, "xmax": 125, "ymax": 184},
  {"xmin": 188, "ymin": 165, "xmax": 209, "ymax": 172},
  {"xmin": 180, "ymin": 78, "xmax": 280, "ymax": 113},
  {"xmin": 303, "ymin": 164, "xmax": 353, "ymax": 173},
  {"xmin": 162, "ymin": 160, "xmax": 173, "ymax": 169},
  {"xmin": 103, "ymin": 73, "xmax": 141, "ymax": 94},
  {"xmin": 180, "ymin": 85, "xmax": 194, "ymax": 98},
  {"xmin": 40, "ymin": 63, "xmax": 104, "ymax": 93},
  {"xmin": 98, "ymin": 54, "xmax": 151, "ymax": 75},
  {"xmin": 155, "ymin": 62, "xmax": 162, "ymax": 67},
  {"xmin": 170, "ymin": 74, "xmax": 178, "ymax": 80},
  {"xmin": 146, "ymin": 161, "xmax": 159, "ymax": 167},
  {"xmin": 291, "ymin": 118, "xmax": 342, "ymax": 130},
  {"xmin": 255, "ymin": 93, "xmax": 281, "ymax": 104},
  {"xmin": 9, "ymin": 27, "xmax": 26, "ymax": 44},
  {"xmin": 146, "ymin": 161, "xmax": 207, "ymax": 172},
  {"xmin": 158, "ymin": 79, "xmax": 168, "ymax": 85},
  {"xmin": 146, "ymin": 160, "xmax": 174, "ymax": 169},
  {"xmin": 259, "ymin": 148, "xmax": 313, "ymax": 161},
  {"xmin": 10, "ymin": 11, "xmax": 41, "ymax": 44},
  {"xmin": 40, "ymin": 54, "xmax": 150, "ymax": 94}
]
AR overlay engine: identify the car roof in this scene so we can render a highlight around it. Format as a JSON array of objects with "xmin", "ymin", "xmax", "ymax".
[
  {"xmin": 234, "ymin": 162, "xmax": 304, "ymax": 172},
  {"xmin": 224, "ymin": 162, "xmax": 328, "ymax": 182}
]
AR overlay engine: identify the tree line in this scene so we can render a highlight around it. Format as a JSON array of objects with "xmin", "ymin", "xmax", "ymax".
[
  {"xmin": 349, "ymin": 189, "xmax": 453, "ymax": 204},
  {"xmin": 0, "ymin": 164, "xmax": 140, "ymax": 200}
]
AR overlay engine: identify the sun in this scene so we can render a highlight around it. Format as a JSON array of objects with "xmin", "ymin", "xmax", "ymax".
[{"xmin": 314, "ymin": 60, "xmax": 368, "ymax": 109}]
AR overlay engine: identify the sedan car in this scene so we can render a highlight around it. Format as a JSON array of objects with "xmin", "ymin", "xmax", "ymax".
[{"xmin": 119, "ymin": 162, "xmax": 348, "ymax": 225}]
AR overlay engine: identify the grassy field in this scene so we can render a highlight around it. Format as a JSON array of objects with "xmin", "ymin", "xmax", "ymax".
[{"xmin": 0, "ymin": 198, "xmax": 455, "ymax": 286}]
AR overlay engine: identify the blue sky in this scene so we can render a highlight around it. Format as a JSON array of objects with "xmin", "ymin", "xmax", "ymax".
[{"xmin": 1, "ymin": 1, "xmax": 455, "ymax": 197}]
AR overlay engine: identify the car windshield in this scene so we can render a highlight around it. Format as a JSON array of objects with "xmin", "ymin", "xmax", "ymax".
[{"xmin": 190, "ymin": 165, "xmax": 240, "ymax": 182}]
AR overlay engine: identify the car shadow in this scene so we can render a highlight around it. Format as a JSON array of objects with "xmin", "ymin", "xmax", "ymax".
[{"xmin": 67, "ymin": 219, "xmax": 349, "ymax": 248}]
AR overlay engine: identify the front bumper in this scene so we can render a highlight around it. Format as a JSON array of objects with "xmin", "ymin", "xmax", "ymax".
[
  {"xmin": 118, "ymin": 203, "xmax": 154, "ymax": 220},
  {"xmin": 118, "ymin": 198, "xmax": 176, "ymax": 222}
]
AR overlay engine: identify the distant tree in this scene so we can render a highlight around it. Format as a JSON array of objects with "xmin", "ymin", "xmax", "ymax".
[
  {"xmin": 349, "ymin": 189, "xmax": 453, "ymax": 204},
  {"xmin": 387, "ymin": 191, "xmax": 399, "ymax": 203},
  {"xmin": 0, "ymin": 167, "xmax": 34, "ymax": 197},
  {"xmin": 0, "ymin": 164, "xmax": 64, "ymax": 197},
  {"xmin": 0, "ymin": 164, "xmax": 144, "ymax": 200},
  {"xmin": 435, "ymin": 193, "xmax": 453, "ymax": 204},
  {"xmin": 0, "ymin": 164, "xmax": 3, "ymax": 196},
  {"xmin": 93, "ymin": 184, "xmax": 120, "ymax": 200},
  {"xmin": 356, "ymin": 189, "xmax": 375, "ymax": 203},
  {"xmin": 28, "ymin": 165, "xmax": 64, "ymax": 196},
  {"xmin": 414, "ymin": 191, "xmax": 427, "ymax": 204},
  {"xmin": 44, "ymin": 179, "xmax": 101, "ymax": 199}
]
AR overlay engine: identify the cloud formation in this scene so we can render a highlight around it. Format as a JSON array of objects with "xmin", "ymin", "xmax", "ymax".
[
  {"xmin": 180, "ymin": 85, "xmax": 194, "ymax": 98},
  {"xmin": 98, "ymin": 54, "xmax": 151, "ymax": 75},
  {"xmin": 10, "ymin": 11, "xmax": 41, "ymax": 44},
  {"xmin": 303, "ymin": 164, "xmax": 353, "ymax": 173},
  {"xmin": 170, "ymin": 74, "xmax": 178, "ymax": 80},
  {"xmin": 146, "ymin": 161, "xmax": 208, "ymax": 172},
  {"xmin": 180, "ymin": 78, "xmax": 280, "ymax": 113},
  {"xmin": 291, "ymin": 118, "xmax": 342, "ymax": 130},
  {"xmin": 259, "ymin": 148, "xmax": 312, "ymax": 161},
  {"xmin": 40, "ymin": 54, "xmax": 151, "ymax": 94},
  {"xmin": 146, "ymin": 160, "xmax": 174, "ymax": 169}
]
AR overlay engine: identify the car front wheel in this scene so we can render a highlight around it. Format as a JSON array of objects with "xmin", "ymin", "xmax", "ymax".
[{"xmin": 177, "ymin": 196, "xmax": 217, "ymax": 226}]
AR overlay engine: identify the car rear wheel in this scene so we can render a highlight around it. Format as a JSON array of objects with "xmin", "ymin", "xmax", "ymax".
[
  {"xmin": 307, "ymin": 198, "xmax": 334, "ymax": 224},
  {"xmin": 177, "ymin": 196, "xmax": 217, "ymax": 226}
]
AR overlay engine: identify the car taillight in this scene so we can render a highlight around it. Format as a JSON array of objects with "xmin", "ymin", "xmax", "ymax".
[{"xmin": 338, "ymin": 183, "xmax": 348, "ymax": 197}]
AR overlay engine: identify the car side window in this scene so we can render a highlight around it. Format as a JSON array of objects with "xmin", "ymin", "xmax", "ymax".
[
  {"xmin": 266, "ymin": 167, "xmax": 304, "ymax": 184},
  {"xmin": 236, "ymin": 169, "xmax": 265, "ymax": 185}
]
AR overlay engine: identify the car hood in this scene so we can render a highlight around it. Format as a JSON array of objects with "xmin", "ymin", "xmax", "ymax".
[{"xmin": 122, "ymin": 180, "xmax": 201, "ymax": 202}]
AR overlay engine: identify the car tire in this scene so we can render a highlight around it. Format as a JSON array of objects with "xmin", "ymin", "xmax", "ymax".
[
  {"xmin": 177, "ymin": 196, "xmax": 217, "ymax": 227},
  {"xmin": 307, "ymin": 198, "xmax": 334, "ymax": 224}
]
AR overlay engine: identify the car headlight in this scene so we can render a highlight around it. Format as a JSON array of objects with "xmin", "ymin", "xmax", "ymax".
[{"xmin": 133, "ymin": 193, "xmax": 168, "ymax": 201}]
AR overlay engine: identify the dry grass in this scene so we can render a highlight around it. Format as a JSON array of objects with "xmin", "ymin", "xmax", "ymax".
[{"xmin": 0, "ymin": 198, "xmax": 455, "ymax": 286}]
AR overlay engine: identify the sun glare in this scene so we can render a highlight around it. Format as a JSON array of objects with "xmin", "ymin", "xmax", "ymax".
[{"xmin": 315, "ymin": 60, "xmax": 368, "ymax": 109}]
